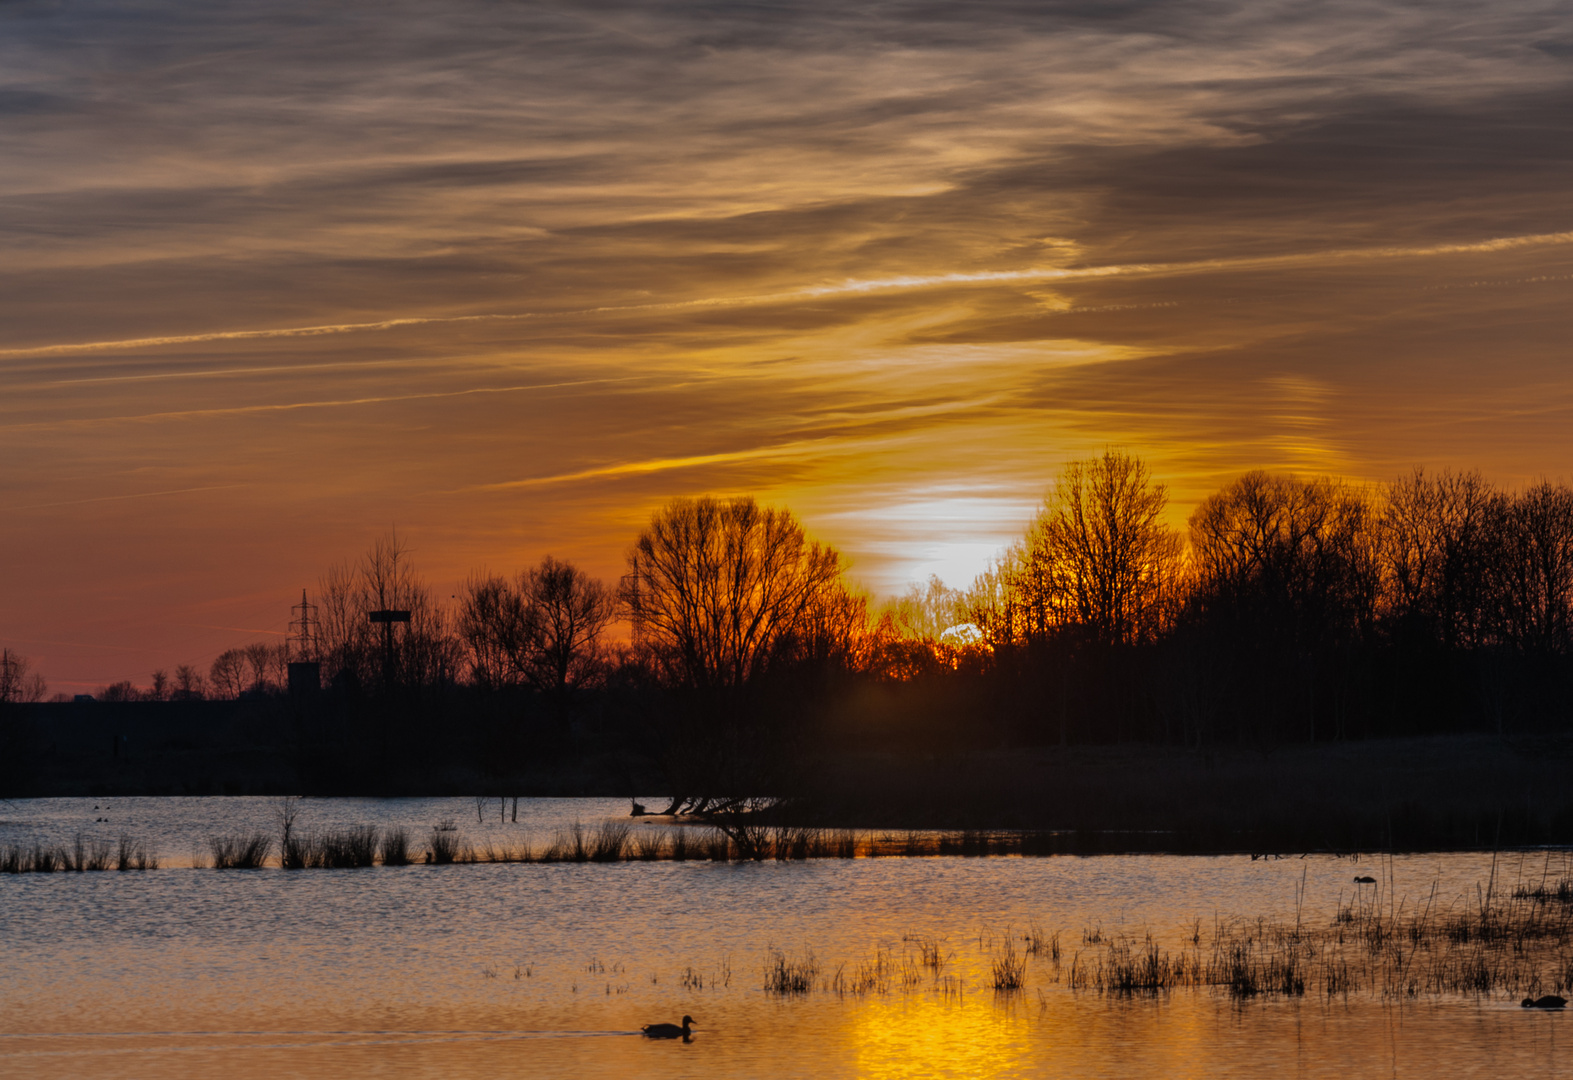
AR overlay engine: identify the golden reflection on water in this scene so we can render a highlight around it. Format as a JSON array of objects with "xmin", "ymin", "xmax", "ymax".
[
  {"xmin": 4, "ymin": 803, "xmax": 1573, "ymax": 1079},
  {"xmin": 850, "ymin": 995, "xmax": 1035, "ymax": 1079}
]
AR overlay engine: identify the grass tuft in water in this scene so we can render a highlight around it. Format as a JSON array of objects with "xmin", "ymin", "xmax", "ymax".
[
  {"xmin": 208, "ymin": 833, "xmax": 272, "ymax": 869},
  {"xmin": 428, "ymin": 820, "xmax": 464, "ymax": 864},
  {"xmin": 379, "ymin": 827, "xmax": 411, "ymax": 866},
  {"xmin": 764, "ymin": 947, "xmax": 820, "ymax": 994},
  {"xmin": 991, "ymin": 939, "xmax": 1027, "ymax": 990},
  {"xmin": 632, "ymin": 830, "xmax": 668, "ymax": 860},
  {"xmin": 590, "ymin": 823, "xmax": 630, "ymax": 862}
]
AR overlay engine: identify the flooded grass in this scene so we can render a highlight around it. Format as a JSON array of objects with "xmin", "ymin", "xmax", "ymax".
[
  {"xmin": 379, "ymin": 827, "xmax": 410, "ymax": 866},
  {"xmin": 589, "ymin": 823, "xmax": 630, "ymax": 862},
  {"xmin": 1051, "ymin": 862, "xmax": 1573, "ymax": 1001},
  {"xmin": 991, "ymin": 939, "xmax": 1027, "ymax": 990},
  {"xmin": 729, "ymin": 859, "xmax": 1573, "ymax": 1006},
  {"xmin": 764, "ymin": 947, "xmax": 820, "ymax": 994},
  {"xmin": 427, "ymin": 820, "xmax": 465, "ymax": 864},
  {"xmin": 2, "ymin": 833, "xmax": 155, "ymax": 873},
  {"xmin": 632, "ymin": 831, "xmax": 667, "ymax": 860},
  {"xmin": 115, "ymin": 834, "xmax": 158, "ymax": 870},
  {"xmin": 906, "ymin": 933, "xmax": 947, "ymax": 974},
  {"xmin": 207, "ymin": 832, "xmax": 272, "ymax": 869}
]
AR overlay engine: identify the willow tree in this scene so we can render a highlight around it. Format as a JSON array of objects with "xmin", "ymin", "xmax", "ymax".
[{"xmin": 622, "ymin": 496, "xmax": 845, "ymax": 689}]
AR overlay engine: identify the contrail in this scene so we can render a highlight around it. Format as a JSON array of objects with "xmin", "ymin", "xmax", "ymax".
[
  {"xmin": 5, "ymin": 229, "xmax": 1571, "ymax": 360},
  {"xmin": 5, "ymin": 376, "xmax": 644, "ymax": 431}
]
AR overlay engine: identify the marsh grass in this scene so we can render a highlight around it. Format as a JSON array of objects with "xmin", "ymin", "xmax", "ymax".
[
  {"xmin": 428, "ymin": 820, "xmax": 465, "ymax": 864},
  {"xmin": 632, "ymin": 830, "xmax": 668, "ymax": 860},
  {"xmin": 906, "ymin": 933, "xmax": 947, "ymax": 974},
  {"xmin": 770, "ymin": 827, "xmax": 815, "ymax": 860},
  {"xmin": 991, "ymin": 939, "xmax": 1027, "ymax": 990},
  {"xmin": 590, "ymin": 823, "xmax": 630, "ymax": 862},
  {"xmin": 767, "ymin": 936, "xmax": 958, "ymax": 998},
  {"xmin": 0, "ymin": 824, "xmax": 1189, "ymax": 873},
  {"xmin": 317, "ymin": 827, "xmax": 381, "ymax": 868},
  {"xmin": 475, "ymin": 839, "xmax": 533, "ymax": 863},
  {"xmin": 73, "ymin": 835, "xmax": 112, "ymax": 871},
  {"xmin": 828, "ymin": 829, "xmax": 858, "ymax": 858},
  {"xmin": 1063, "ymin": 862, "xmax": 1573, "ymax": 1001},
  {"xmin": 764, "ymin": 947, "xmax": 820, "ymax": 994},
  {"xmin": 1024, "ymin": 922, "xmax": 1061, "ymax": 963},
  {"xmin": 31, "ymin": 843, "xmax": 62, "ymax": 872},
  {"xmin": 703, "ymin": 829, "xmax": 734, "ymax": 862},
  {"xmin": 540, "ymin": 823, "xmax": 592, "ymax": 862},
  {"xmin": 380, "ymin": 827, "xmax": 411, "ymax": 866},
  {"xmin": 1, "ymin": 834, "xmax": 149, "ymax": 873},
  {"xmin": 208, "ymin": 833, "xmax": 272, "ymax": 869},
  {"xmin": 116, "ymin": 835, "xmax": 157, "ymax": 870}
]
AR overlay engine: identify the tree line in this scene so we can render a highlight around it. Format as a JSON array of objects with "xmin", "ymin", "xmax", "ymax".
[{"xmin": 13, "ymin": 454, "xmax": 1573, "ymax": 771}]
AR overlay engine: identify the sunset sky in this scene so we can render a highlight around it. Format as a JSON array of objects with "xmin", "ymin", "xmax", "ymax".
[{"xmin": 4, "ymin": 0, "xmax": 1573, "ymax": 690}]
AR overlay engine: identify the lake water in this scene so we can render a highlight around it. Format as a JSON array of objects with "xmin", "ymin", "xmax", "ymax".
[{"xmin": 2, "ymin": 797, "xmax": 1569, "ymax": 1078}]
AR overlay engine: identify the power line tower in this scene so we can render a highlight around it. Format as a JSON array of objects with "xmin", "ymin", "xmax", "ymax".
[
  {"xmin": 289, "ymin": 589, "xmax": 320, "ymax": 662},
  {"xmin": 287, "ymin": 589, "xmax": 322, "ymax": 699}
]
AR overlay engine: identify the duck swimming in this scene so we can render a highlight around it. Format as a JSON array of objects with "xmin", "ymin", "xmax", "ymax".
[
  {"xmin": 642, "ymin": 1015, "xmax": 696, "ymax": 1038},
  {"xmin": 1522, "ymin": 995, "xmax": 1567, "ymax": 1009}
]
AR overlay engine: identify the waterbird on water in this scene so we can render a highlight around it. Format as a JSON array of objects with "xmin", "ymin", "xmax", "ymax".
[
  {"xmin": 1522, "ymin": 996, "xmax": 1568, "ymax": 1009},
  {"xmin": 1353, "ymin": 876, "xmax": 1377, "ymax": 884},
  {"xmin": 642, "ymin": 1015, "xmax": 695, "ymax": 1039}
]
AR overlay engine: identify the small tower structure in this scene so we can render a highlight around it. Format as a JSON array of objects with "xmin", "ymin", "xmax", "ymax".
[{"xmin": 287, "ymin": 589, "xmax": 322, "ymax": 697}]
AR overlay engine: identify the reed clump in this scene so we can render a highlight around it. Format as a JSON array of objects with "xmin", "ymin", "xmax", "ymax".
[
  {"xmin": 475, "ymin": 838, "xmax": 533, "ymax": 863},
  {"xmin": 207, "ymin": 833, "xmax": 272, "ymax": 869},
  {"xmin": 115, "ymin": 835, "xmax": 158, "ymax": 870},
  {"xmin": 380, "ymin": 827, "xmax": 411, "ymax": 866},
  {"xmin": 632, "ymin": 830, "xmax": 668, "ymax": 860},
  {"xmin": 991, "ymin": 939, "xmax": 1027, "ymax": 990},
  {"xmin": 428, "ymin": 820, "xmax": 465, "ymax": 864},
  {"xmin": 540, "ymin": 822, "xmax": 590, "ymax": 862},
  {"xmin": 590, "ymin": 823, "xmax": 630, "ymax": 862},
  {"xmin": 764, "ymin": 947, "xmax": 821, "ymax": 994},
  {"xmin": 1, "ymin": 834, "xmax": 153, "ymax": 873}
]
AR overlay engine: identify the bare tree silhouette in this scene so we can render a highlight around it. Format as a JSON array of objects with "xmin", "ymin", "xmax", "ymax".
[
  {"xmin": 992, "ymin": 450, "xmax": 1182, "ymax": 648},
  {"xmin": 0, "ymin": 649, "xmax": 47, "ymax": 704},
  {"xmin": 458, "ymin": 556, "xmax": 615, "ymax": 695},
  {"xmin": 621, "ymin": 496, "xmax": 845, "ymax": 690},
  {"xmin": 318, "ymin": 531, "xmax": 459, "ymax": 695}
]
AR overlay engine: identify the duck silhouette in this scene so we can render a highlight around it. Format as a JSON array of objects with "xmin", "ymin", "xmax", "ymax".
[
  {"xmin": 642, "ymin": 1015, "xmax": 695, "ymax": 1039},
  {"xmin": 1353, "ymin": 875, "xmax": 1377, "ymax": 884},
  {"xmin": 1522, "ymin": 995, "xmax": 1567, "ymax": 1009}
]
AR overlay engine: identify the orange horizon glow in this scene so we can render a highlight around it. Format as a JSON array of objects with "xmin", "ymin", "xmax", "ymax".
[{"xmin": 3, "ymin": 3, "xmax": 1573, "ymax": 689}]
